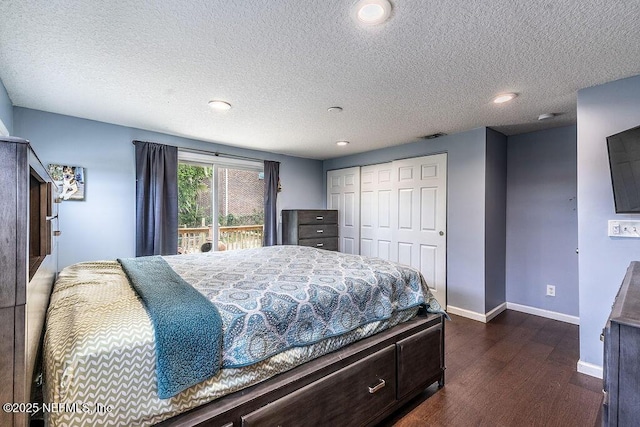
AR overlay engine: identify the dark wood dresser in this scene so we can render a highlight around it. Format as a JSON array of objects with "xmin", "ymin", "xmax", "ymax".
[
  {"xmin": 603, "ymin": 261, "xmax": 640, "ymax": 426},
  {"xmin": 282, "ymin": 210, "xmax": 339, "ymax": 251}
]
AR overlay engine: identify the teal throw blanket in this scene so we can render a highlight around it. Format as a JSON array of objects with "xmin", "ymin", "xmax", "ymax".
[{"xmin": 118, "ymin": 256, "xmax": 223, "ymax": 399}]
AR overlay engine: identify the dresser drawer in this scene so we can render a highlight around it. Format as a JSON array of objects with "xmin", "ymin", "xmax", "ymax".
[
  {"xmin": 282, "ymin": 210, "xmax": 339, "ymax": 251},
  {"xmin": 297, "ymin": 210, "xmax": 338, "ymax": 225},
  {"xmin": 396, "ymin": 323, "xmax": 443, "ymax": 400},
  {"xmin": 241, "ymin": 345, "xmax": 396, "ymax": 427},
  {"xmin": 298, "ymin": 237, "xmax": 338, "ymax": 251},
  {"xmin": 298, "ymin": 224, "xmax": 338, "ymax": 239}
]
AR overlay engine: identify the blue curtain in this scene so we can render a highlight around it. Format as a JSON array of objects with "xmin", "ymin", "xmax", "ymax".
[
  {"xmin": 134, "ymin": 141, "xmax": 178, "ymax": 256},
  {"xmin": 263, "ymin": 160, "xmax": 280, "ymax": 246}
]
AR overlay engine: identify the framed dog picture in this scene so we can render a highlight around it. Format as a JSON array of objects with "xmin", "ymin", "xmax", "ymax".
[{"xmin": 48, "ymin": 164, "xmax": 86, "ymax": 201}]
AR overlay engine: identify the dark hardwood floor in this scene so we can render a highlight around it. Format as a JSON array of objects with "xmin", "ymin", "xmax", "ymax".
[{"xmin": 381, "ymin": 310, "xmax": 603, "ymax": 427}]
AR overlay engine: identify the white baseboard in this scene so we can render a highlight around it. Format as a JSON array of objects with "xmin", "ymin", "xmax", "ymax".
[
  {"xmin": 485, "ymin": 302, "xmax": 507, "ymax": 322},
  {"xmin": 447, "ymin": 306, "xmax": 486, "ymax": 322},
  {"xmin": 577, "ymin": 360, "xmax": 603, "ymax": 379},
  {"xmin": 506, "ymin": 302, "xmax": 580, "ymax": 325},
  {"xmin": 447, "ymin": 302, "xmax": 579, "ymax": 325},
  {"xmin": 447, "ymin": 302, "xmax": 506, "ymax": 323}
]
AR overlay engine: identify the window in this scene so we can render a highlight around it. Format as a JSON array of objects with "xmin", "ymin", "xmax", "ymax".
[{"xmin": 177, "ymin": 151, "xmax": 264, "ymax": 253}]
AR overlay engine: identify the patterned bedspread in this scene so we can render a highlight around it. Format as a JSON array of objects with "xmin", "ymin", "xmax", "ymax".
[
  {"xmin": 43, "ymin": 246, "xmax": 442, "ymax": 426},
  {"xmin": 163, "ymin": 245, "xmax": 433, "ymax": 367}
]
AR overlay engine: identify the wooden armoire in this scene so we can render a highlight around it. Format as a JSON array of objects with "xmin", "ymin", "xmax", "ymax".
[{"xmin": 0, "ymin": 136, "xmax": 59, "ymax": 427}]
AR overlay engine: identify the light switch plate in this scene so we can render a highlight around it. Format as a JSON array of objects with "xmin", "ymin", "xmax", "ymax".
[{"xmin": 608, "ymin": 220, "xmax": 640, "ymax": 238}]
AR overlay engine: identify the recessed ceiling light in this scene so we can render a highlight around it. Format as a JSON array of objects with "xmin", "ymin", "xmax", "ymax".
[
  {"xmin": 354, "ymin": 0, "xmax": 392, "ymax": 25},
  {"xmin": 208, "ymin": 100, "xmax": 232, "ymax": 111},
  {"xmin": 328, "ymin": 106, "xmax": 343, "ymax": 113},
  {"xmin": 492, "ymin": 93, "xmax": 518, "ymax": 104},
  {"xmin": 336, "ymin": 141, "xmax": 350, "ymax": 146}
]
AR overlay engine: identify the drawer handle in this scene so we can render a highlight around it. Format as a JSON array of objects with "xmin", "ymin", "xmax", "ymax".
[
  {"xmin": 316, "ymin": 243, "xmax": 324, "ymax": 247},
  {"xmin": 600, "ymin": 332, "xmax": 605, "ymax": 342},
  {"xmin": 368, "ymin": 379, "xmax": 386, "ymax": 394},
  {"xmin": 316, "ymin": 216, "xmax": 324, "ymax": 220},
  {"xmin": 317, "ymin": 229, "xmax": 324, "ymax": 233}
]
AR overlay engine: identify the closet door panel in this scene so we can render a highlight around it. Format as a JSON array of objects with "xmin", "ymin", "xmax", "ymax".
[
  {"xmin": 360, "ymin": 163, "xmax": 393, "ymax": 260},
  {"xmin": 391, "ymin": 154, "xmax": 447, "ymax": 307},
  {"xmin": 327, "ymin": 167, "xmax": 360, "ymax": 254}
]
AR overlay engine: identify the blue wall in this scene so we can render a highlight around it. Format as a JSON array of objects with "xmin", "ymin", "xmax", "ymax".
[
  {"xmin": 485, "ymin": 128, "xmax": 507, "ymax": 313},
  {"xmin": 13, "ymin": 108, "xmax": 324, "ymax": 268},
  {"xmin": 506, "ymin": 126, "xmax": 578, "ymax": 317},
  {"xmin": 577, "ymin": 74, "xmax": 640, "ymax": 372},
  {"xmin": 0, "ymin": 78, "xmax": 12, "ymax": 135},
  {"xmin": 323, "ymin": 128, "xmax": 495, "ymax": 315}
]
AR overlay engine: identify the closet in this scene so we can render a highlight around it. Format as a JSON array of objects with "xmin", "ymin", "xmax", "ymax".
[{"xmin": 327, "ymin": 154, "xmax": 447, "ymax": 307}]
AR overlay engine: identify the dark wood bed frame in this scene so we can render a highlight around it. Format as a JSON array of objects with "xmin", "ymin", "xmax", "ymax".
[
  {"xmin": 0, "ymin": 137, "xmax": 446, "ymax": 427},
  {"xmin": 158, "ymin": 312, "xmax": 445, "ymax": 427}
]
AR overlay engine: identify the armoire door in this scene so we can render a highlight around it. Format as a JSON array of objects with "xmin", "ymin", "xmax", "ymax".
[
  {"xmin": 391, "ymin": 154, "xmax": 447, "ymax": 307},
  {"xmin": 326, "ymin": 167, "xmax": 360, "ymax": 254}
]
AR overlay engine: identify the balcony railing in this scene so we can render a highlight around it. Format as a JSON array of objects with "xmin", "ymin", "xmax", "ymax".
[{"xmin": 178, "ymin": 225, "xmax": 264, "ymax": 254}]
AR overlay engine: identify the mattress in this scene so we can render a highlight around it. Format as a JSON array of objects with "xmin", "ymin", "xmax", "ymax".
[{"xmin": 43, "ymin": 246, "xmax": 441, "ymax": 426}]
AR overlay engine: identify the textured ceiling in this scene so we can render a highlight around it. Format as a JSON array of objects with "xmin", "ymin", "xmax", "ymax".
[{"xmin": 1, "ymin": 1, "xmax": 639, "ymax": 160}]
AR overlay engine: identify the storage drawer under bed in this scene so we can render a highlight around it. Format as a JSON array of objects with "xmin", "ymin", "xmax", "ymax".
[{"xmin": 241, "ymin": 345, "xmax": 397, "ymax": 426}]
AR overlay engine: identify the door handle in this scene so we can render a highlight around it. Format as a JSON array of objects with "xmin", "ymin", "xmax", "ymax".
[{"xmin": 439, "ymin": 231, "xmax": 444, "ymax": 236}]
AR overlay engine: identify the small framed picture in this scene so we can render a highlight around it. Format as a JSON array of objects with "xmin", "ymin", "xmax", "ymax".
[{"xmin": 48, "ymin": 164, "xmax": 85, "ymax": 201}]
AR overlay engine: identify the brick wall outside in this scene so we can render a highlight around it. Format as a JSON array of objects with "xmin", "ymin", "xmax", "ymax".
[
  {"xmin": 217, "ymin": 168, "xmax": 264, "ymax": 224},
  {"xmin": 193, "ymin": 168, "xmax": 263, "ymax": 226}
]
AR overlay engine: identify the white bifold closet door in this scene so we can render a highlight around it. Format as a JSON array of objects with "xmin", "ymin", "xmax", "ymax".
[
  {"xmin": 328, "ymin": 154, "xmax": 447, "ymax": 307},
  {"xmin": 326, "ymin": 166, "xmax": 361, "ymax": 254}
]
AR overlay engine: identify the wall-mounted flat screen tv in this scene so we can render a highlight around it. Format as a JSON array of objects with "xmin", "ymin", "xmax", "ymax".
[{"xmin": 607, "ymin": 125, "xmax": 640, "ymax": 213}]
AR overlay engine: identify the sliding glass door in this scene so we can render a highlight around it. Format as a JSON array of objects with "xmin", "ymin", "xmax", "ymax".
[{"xmin": 177, "ymin": 152, "xmax": 264, "ymax": 253}]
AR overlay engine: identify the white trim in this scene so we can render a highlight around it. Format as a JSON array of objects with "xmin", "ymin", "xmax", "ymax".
[
  {"xmin": 447, "ymin": 303, "xmax": 506, "ymax": 323},
  {"xmin": 486, "ymin": 302, "xmax": 507, "ymax": 322},
  {"xmin": 577, "ymin": 360, "xmax": 603, "ymax": 379},
  {"xmin": 506, "ymin": 302, "xmax": 580, "ymax": 325},
  {"xmin": 447, "ymin": 306, "xmax": 486, "ymax": 322},
  {"xmin": 0, "ymin": 119, "xmax": 9, "ymax": 137}
]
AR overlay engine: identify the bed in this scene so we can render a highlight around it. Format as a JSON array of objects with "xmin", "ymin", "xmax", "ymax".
[{"xmin": 42, "ymin": 245, "xmax": 446, "ymax": 426}]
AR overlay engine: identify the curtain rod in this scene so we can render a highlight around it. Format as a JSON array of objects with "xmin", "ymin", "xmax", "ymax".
[{"xmin": 131, "ymin": 140, "xmax": 271, "ymax": 163}]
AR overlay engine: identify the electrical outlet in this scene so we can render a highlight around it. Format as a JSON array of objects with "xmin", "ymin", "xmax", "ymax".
[{"xmin": 546, "ymin": 285, "xmax": 556, "ymax": 297}]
